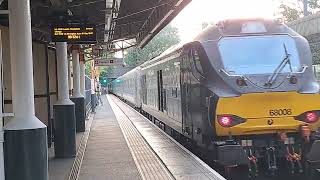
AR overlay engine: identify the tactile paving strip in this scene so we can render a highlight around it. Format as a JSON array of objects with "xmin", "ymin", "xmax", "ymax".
[
  {"xmin": 68, "ymin": 114, "xmax": 94, "ymax": 180},
  {"xmin": 108, "ymin": 96, "xmax": 174, "ymax": 180},
  {"xmin": 110, "ymin": 95, "xmax": 226, "ymax": 180}
]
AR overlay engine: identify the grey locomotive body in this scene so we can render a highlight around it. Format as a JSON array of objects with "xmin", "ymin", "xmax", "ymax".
[{"xmin": 111, "ymin": 19, "xmax": 320, "ymax": 177}]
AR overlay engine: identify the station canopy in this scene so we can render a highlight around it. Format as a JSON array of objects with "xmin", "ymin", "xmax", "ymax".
[{"xmin": 0, "ymin": 0, "xmax": 191, "ymax": 54}]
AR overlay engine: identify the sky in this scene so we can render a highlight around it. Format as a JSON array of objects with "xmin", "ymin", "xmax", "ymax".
[{"xmin": 171, "ymin": 0, "xmax": 297, "ymax": 42}]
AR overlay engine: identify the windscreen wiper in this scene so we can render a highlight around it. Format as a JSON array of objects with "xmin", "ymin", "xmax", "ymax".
[{"xmin": 264, "ymin": 44, "xmax": 292, "ymax": 86}]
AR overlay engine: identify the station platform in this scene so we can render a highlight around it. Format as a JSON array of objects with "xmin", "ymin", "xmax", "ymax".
[{"xmin": 49, "ymin": 94, "xmax": 225, "ymax": 180}]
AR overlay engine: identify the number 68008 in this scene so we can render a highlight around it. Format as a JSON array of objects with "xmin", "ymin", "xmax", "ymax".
[{"xmin": 269, "ymin": 109, "xmax": 292, "ymax": 116}]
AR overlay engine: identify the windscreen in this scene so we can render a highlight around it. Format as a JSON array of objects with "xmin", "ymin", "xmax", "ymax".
[{"xmin": 218, "ymin": 35, "xmax": 301, "ymax": 75}]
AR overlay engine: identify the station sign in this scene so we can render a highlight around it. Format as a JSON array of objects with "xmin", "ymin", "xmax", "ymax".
[
  {"xmin": 94, "ymin": 58, "xmax": 124, "ymax": 66},
  {"xmin": 51, "ymin": 24, "xmax": 96, "ymax": 44}
]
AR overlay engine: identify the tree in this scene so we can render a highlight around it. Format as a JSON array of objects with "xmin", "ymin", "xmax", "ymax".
[
  {"xmin": 278, "ymin": 1, "xmax": 320, "ymax": 64},
  {"xmin": 99, "ymin": 66, "xmax": 114, "ymax": 77},
  {"xmin": 278, "ymin": 0, "xmax": 320, "ymax": 22},
  {"xmin": 99, "ymin": 66, "xmax": 114, "ymax": 86},
  {"xmin": 310, "ymin": 44, "xmax": 320, "ymax": 64},
  {"xmin": 308, "ymin": 0, "xmax": 320, "ymax": 9},
  {"xmin": 124, "ymin": 25, "xmax": 180, "ymax": 67},
  {"xmin": 85, "ymin": 61, "xmax": 92, "ymax": 76},
  {"xmin": 279, "ymin": 4, "xmax": 302, "ymax": 22}
]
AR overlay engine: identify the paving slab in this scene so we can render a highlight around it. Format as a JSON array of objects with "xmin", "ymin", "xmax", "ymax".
[
  {"xmin": 48, "ymin": 126, "xmax": 84, "ymax": 180},
  {"xmin": 77, "ymin": 97, "xmax": 141, "ymax": 180}
]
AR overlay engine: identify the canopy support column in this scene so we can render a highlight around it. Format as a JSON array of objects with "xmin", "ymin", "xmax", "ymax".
[
  {"xmin": 54, "ymin": 42, "xmax": 76, "ymax": 158},
  {"xmin": 4, "ymin": 0, "xmax": 48, "ymax": 179}
]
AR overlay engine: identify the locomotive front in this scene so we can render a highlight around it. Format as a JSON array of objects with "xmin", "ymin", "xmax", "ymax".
[{"xmin": 200, "ymin": 19, "xmax": 320, "ymax": 176}]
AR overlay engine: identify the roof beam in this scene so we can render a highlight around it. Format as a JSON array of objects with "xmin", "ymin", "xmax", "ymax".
[
  {"xmin": 49, "ymin": 0, "xmax": 67, "ymax": 8},
  {"xmin": 102, "ymin": 0, "xmax": 191, "ymax": 52},
  {"xmin": 137, "ymin": 0, "xmax": 191, "ymax": 48},
  {"xmin": 69, "ymin": 0, "xmax": 105, "ymax": 8}
]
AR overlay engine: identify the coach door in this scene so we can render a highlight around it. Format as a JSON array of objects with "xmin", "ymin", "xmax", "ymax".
[
  {"xmin": 157, "ymin": 70, "xmax": 165, "ymax": 112},
  {"xmin": 141, "ymin": 75, "xmax": 147, "ymax": 104},
  {"xmin": 180, "ymin": 49, "xmax": 194, "ymax": 137}
]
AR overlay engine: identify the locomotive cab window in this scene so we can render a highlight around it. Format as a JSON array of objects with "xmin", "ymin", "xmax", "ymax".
[{"xmin": 218, "ymin": 35, "xmax": 301, "ymax": 75}]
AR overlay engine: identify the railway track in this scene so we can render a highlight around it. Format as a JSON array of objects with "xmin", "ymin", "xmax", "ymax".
[{"xmin": 173, "ymin": 132, "xmax": 318, "ymax": 180}]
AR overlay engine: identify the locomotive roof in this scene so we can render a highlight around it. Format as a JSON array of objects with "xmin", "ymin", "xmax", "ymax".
[
  {"xmin": 117, "ymin": 18, "xmax": 300, "ymax": 81},
  {"xmin": 140, "ymin": 18, "xmax": 299, "ymax": 68},
  {"xmin": 194, "ymin": 18, "xmax": 300, "ymax": 42},
  {"xmin": 116, "ymin": 42, "xmax": 185, "ymax": 80},
  {"xmin": 139, "ymin": 43, "xmax": 184, "ymax": 68}
]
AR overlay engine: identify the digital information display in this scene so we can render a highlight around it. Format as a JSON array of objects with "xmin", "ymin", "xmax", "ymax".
[{"xmin": 51, "ymin": 24, "xmax": 96, "ymax": 44}]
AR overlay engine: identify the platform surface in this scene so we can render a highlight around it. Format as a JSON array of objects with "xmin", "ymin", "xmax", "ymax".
[
  {"xmin": 48, "ymin": 122, "xmax": 84, "ymax": 180},
  {"xmin": 50, "ymin": 95, "xmax": 225, "ymax": 180},
  {"xmin": 78, "ymin": 96, "xmax": 143, "ymax": 180}
]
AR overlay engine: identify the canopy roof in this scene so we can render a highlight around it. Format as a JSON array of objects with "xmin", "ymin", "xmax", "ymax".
[
  {"xmin": 108, "ymin": 0, "xmax": 191, "ymax": 48},
  {"xmin": 0, "ymin": 0, "xmax": 190, "ymax": 51}
]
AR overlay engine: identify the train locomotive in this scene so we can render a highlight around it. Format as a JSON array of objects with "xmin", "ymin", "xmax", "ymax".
[{"xmin": 110, "ymin": 19, "xmax": 320, "ymax": 178}]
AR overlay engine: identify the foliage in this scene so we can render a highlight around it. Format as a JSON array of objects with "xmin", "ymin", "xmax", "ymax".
[
  {"xmin": 278, "ymin": 1, "xmax": 320, "ymax": 64},
  {"xmin": 308, "ymin": 0, "xmax": 320, "ymax": 9},
  {"xmin": 99, "ymin": 66, "xmax": 114, "ymax": 77},
  {"xmin": 279, "ymin": 4, "xmax": 302, "ymax": 22},
  {"xmin": 85, "ymin": 61, "xmax": 92, "ymax": 76},
  {"xmin": 98, "ymin": 66, "xmax": 114, "ymax": 87},
  {"xmin": 310, "ymin": 44, "xmax": 320, "ymax": 64},
  {"xmin": 124, "ymin": 25, "xmax": 180, "ymax": 67},
  {"xmin": 278, "ymin": 0, "xmax": 320, "ymax": 22}
]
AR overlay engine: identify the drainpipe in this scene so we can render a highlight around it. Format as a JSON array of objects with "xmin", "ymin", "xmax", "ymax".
[{"xmin": 0, "ymin": 29, "xmax": 5, "ymax": 180}]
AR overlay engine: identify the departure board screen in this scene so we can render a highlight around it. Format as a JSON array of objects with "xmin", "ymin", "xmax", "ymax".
[{"xmin": 51, "ymin": 24, "xmax": 96, "ymax": 43}]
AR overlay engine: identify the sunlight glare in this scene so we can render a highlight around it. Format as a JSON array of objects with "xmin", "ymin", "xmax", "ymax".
[{"xmin": 172, "ymin": 0, "xmax": 278, "ymax": 42}]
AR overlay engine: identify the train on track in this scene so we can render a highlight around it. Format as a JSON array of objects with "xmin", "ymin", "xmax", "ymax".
[{"xmin": 109, "ymin": 18, "xmax": 320, "ymax": 178}]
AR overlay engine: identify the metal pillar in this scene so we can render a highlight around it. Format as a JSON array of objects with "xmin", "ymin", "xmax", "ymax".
[
  {"xmin": 54, "ymin": 42, "xmax": 76, "ymax": 158},
  {"xmin": 68, "ymin": 57, "xmax": 72, "ymax": 95},
  {"xmin": 71, "ymin": 49, "xmax": 85, "ymax": 132},
  {"xmin": 90, "ymin": 62, "xmax": 97, "ymax": 113},
  {"xmin": 80, "ymin": 60, "xmax": 85, "ymax": 97},
  {"xmin": 303, "ymin": 0, "xmax": 308, "ymax": 16},
  {"xmin": 4, "ymin": 0, "xmax": 48, "ymax": 179},
  {"xmin": 72, "ymin": 49, "xmax": 82, "ymax": 97},
  {"xmin": 0, "ymin": 30, "xmax": 5, "ymax": 180}
]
